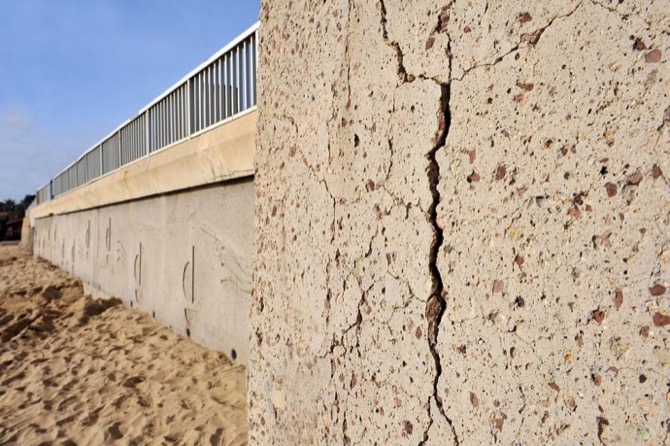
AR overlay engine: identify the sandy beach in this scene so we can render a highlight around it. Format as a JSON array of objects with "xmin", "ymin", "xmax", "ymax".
[{"xmin": 0, "ymin": 245, "xmax": 247, "ymax": 445}]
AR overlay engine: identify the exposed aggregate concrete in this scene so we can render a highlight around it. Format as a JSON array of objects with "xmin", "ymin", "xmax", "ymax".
[{"xmin": 251, "ymin": 0, "xmax": 670, "ymax": 444}]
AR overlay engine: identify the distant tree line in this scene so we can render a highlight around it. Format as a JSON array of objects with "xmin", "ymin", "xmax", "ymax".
[
  {"xmin": 0, "ymin": 195, "xmax": 35, "ymax": 216},
  {"xmin": 0, "ymin": 195, "xmax": 34, "ymax": 241}
]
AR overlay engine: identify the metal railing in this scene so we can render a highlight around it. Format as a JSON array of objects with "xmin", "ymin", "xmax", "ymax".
[{"xmin": 36, "ymin": 22, "xmax": 259, "ymax": 205}]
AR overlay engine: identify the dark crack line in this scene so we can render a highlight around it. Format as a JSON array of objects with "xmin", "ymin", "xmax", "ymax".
[
  {"xmin": 423, "ymin": 82, "xmax": 460, "ymax": 446},
  {"xmin": 452, "ymin": 1, "xmax": 583, "ymax": 82},
  {"xmin": 379, "ymin": 0, "xmax": 408, "ymax": 82},
  {"xmin": 589, "ymin": 0, "xmax": 636, "ymax": 20},
  {"xmin": 342, "ymin": 410, "xmax": 350, "ymax": 445},
  {"xmin": 420, "ymin": 7, "xmax": 459, "ymax": 445},
  {"xmin": 378, "ymin": 1, "xmax": 460, "ymax": 443}
]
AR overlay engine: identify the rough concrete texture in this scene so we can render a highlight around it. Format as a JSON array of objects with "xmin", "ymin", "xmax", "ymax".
[
  {"xmin": 251, "ymin": 0, "xmax": 670, "ymax": 444},
  {"xmin": 34, "ymin": 180, "xmax": 254, "ymax": 364}
]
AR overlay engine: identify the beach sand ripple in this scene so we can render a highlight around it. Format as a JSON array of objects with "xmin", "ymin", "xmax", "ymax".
[{"xmin": 0, "ymin": 246, "xmax": 247, "ymax": 445}]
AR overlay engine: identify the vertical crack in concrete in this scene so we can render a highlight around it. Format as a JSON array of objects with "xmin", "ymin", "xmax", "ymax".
[
  {"xmin": 420, "ymin": 4, "xmax": 459, "ymax": 444},
  {"xmin": 423, "ymin": 82, "xmax": 459, "ymax": 446},
  {"xmin": 378, "ymin": 1, "xmax": 459, "ymax": 442}
]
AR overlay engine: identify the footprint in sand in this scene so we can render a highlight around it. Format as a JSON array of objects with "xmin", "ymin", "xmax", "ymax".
[
  {"xmin": 60, "ymin": 378, "xmax": 79, "ymax": 393},
  {"xmin": 106, "ymin": 422, "xmax": 124, "ymax": 441},
  {"xmin": 209, "ymin": 428, "xmax": 224, "ymax": 446},
  {"xmin": 30, "ymin": 357, "xmax": 48, "ymax": 366},
  {"xmin": 81, "ymin": 405, "xmax": 103, "ymax": 427}
]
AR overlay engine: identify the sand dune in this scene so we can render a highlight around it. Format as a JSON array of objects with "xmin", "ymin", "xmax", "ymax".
[{"xmin": 0, "ymin": 245, "xmax": 247, "ymax": 445}]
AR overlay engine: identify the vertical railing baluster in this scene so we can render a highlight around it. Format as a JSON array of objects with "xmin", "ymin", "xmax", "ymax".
[
  {"xmin": 132, "ymin": 120, "xmax": 135, "ymax": 161},
  {"xmin": 219, "ymin": 56, "xmax": 223, "ymax": 120},
  {"xmin": 182, "ymin": 85, "xmax": 186, "ymax": 138},
  {"xmin": 117, "ymin": 131, "xmax": 121, "ymax": 168},
  {"xmin": 211, "ymin": 65, "xmax": 215, "ymax": 125},
  {"xmin": 175, "ymin": 92, "xmax": 179, "ymax": 141},
  {"xmin": 186, "ymin": 79, "xmax": 191, "ymax": 137},
  {"xmin": 151, "ymin": 108, "xmax": 155, "ymax": 152},
  {"xmin": 223, "ymin": 54, "xmax": 228, "ymax": 119},
  {"xmin": 235, "ymin": 46, "xmax": 242, "ymax": 114},
  {"xmin": 147, "ymin": 110, "xmax": 152, "ymax": 154},
  {"xmin": 201, "ymin": 72, "xmax": 204, "ymax": 131},
  {"xmin": 163, "ymin": 99, "xmax": 167, "ymax": 148},
  {"xmin": 207, "ymin": 67, "xmax": 212, "ymax": 127},
  {"xmin": 177, "ymin": 88, "xmax": 182, "ymax": 140},
  {"xmin": 197, "ymin": 76, "xmax": 201, "ymax": 134},
  {"xmin": 171, "ymin": 93, "xmax": 176, "ymax": 144},
  {"xmin": 167, "ymin": 95, "xmax": 172, "ymax": 146},
  {"xmin": 207, "ymin": 67, "xmax": 210, "ymax": 127},
  {"xmin": 158, "ymin": 103, "xmax": 161, "ymax": 150},
  {"xmin": 231, "ymin": 49, "xmax": 235, "ymax": 115},
  {"xmin": 177, "ymin": 89, "xmax": 181, "ymax": 140},
  {"xmin": 215, "ymin": 59, "xmax": 220, "ymax": 123},
  {"xmin": 158, "ymin": 102, "xmax": 162, "ymax": 150},
  {"xmin": 245, "ymin": 39, "xmax": 249, "ymax": 109},
  {"xmin": 250, "ymin": 36, "xmax": 255, "ymax": 106},
  {"xmin": 236, "ymin": 45, "xmax": 242, "ymax": 113},
  {"xmin": 161, "ymin": 100, "xmax": 165, "ymax": 149}
]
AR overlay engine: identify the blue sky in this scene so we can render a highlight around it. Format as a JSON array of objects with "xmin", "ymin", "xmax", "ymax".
[{"xmin": 0, "ymin": 0, "xmax": 259, "ymax": 201}]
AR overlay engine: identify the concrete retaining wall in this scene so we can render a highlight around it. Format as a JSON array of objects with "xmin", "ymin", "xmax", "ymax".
[
  {"xmin": 251, "ymin": 0, "xmax": 670, "ymax": 444},
  {"xmin": 35, "ymin": 180, "xmax": 253, "ymax": 364}
]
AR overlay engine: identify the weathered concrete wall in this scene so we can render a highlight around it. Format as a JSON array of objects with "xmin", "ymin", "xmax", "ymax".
[
  {"xmin": 19, "ymin": 215, "xmax": 33, "ymax": 253},
  {"xmin": 35, "ymin": 180, "xmax": 253, "ymax": 363},
  {"xmin": 251, "ymin": 0, "xmax": 670, "ymax": 444}
]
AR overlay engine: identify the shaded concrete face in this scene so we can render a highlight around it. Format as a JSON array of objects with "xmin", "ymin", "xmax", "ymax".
[
  {"xmin": 251, "ymin": 0, "xmax": 670, "ymax": 444},
  {"xmin": 35, "ymin": 180, "xmax": 254, "ymax": 364}
]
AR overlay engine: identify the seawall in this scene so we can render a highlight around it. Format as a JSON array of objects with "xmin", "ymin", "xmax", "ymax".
[{"xmin": 32, "ymin": 110, "xmax": 257, "ymax": 365}]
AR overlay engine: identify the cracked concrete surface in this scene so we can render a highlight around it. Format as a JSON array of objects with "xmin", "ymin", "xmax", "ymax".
[{"xmin": 251, "ymin": 0, "xmax": 670, "ymax": 444}]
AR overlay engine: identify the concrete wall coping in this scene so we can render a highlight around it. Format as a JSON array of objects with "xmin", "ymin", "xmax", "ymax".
[{"xmin": 32, "ymin": 109, "xmax": 257, "ymax": 219}]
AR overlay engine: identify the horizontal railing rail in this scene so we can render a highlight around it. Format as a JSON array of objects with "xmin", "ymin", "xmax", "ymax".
[{"xmin": 35, "ymin": 22, "xmax": 259, "ymax": 205}]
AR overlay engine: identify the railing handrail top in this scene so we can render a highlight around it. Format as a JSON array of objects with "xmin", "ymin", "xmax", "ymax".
[
  {"xmin": 51, "ymin": 21, "xmax": 260, "ymax": 181},
  {"xmin": 139, "ymin": 21, "xmax": 259, "ymax": 114}
]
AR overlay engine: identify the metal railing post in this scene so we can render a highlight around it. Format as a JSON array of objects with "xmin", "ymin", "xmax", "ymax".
[
  {"xmin": 186, "ymin": 78, "xmax": 192, "ymax": 137},
  {"xmin": 117, "ymin": 131, "xmax": 122, "ymax": 168},
  {"xmin": 144, "ymin": 111, "xmax": 150, "ymax": 156}
]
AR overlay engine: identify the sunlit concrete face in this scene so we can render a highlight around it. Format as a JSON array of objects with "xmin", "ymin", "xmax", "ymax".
[
  {"xmin": 34, "ymin": 180, "xmax": 254, "ymax": 364},
  {"xmin": 32, "ymin": 110, "xmax": 257, "ymax": 220},
  {"xmin": 251, "ymin": 0, "xmax": 670, "ymax": 444}
]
